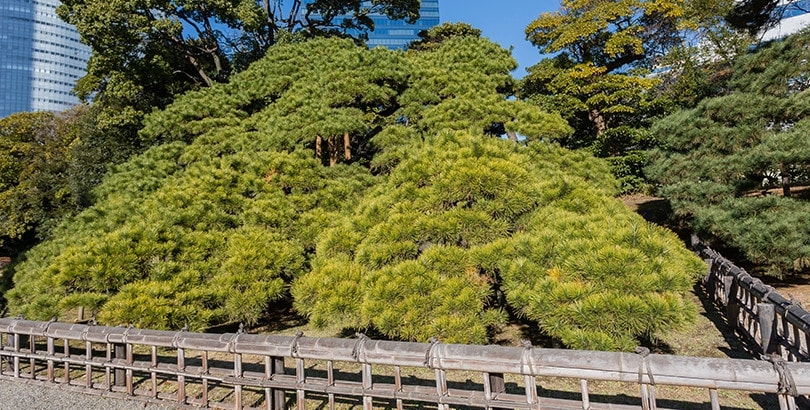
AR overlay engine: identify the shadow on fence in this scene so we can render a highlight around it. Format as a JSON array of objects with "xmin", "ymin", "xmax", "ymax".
[{"xmin": 692, "ymin": 235, "xmax": 810, "ymax": 363}]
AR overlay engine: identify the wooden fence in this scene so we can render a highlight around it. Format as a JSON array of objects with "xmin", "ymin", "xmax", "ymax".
[
  {"xmin": 693, "ymin": 236, "xmax": 810, "ymax": 362},
  {"xmin": 2, "ymin": 317, "xmax": 810, "ymax": 409}
]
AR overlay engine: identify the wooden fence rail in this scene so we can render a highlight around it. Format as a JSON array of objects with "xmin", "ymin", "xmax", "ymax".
[
  {"xmin": 1, "ymin": 317, "xmax": 810, "ymax": 409},
  {"xmin": 693, "ymin": 236, "xmax": 810, "ymax": 362}
]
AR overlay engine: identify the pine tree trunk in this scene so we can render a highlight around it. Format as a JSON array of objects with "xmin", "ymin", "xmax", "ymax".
[
  {"xmin": 589, "ymin": 109, "xmax": 607, "ymax": 136},
  {"xmin": 344, "ymin": 131, "xmax": 351, "ymax": 161},
  {"xmin": 315, "ymin": 135, "xmax": 323, "ymax": 163},
  {"xmin": 328, "ymin": 137, "xmax": 339, "ymax": 166},
  {"xmin": 780, "ymin": 162, "xmax": 791, "ymax": 197}
]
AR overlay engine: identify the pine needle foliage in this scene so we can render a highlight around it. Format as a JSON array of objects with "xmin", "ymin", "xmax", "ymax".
[
  {"xmin": 293, "ymin": 132, "xmax": 702, "ymax": 347},
  {"xmin": 8, "ymin": 35, "xmax": 702, "ymax": 350},
  {"xmin": 647, "ymin": 29, "xmax": 810, "ymax": 276}
]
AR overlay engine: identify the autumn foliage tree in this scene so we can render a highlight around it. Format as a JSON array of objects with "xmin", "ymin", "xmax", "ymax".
[
  {"xmin": 519, "ymin": 0, "xmax": 737, "ymax": 192},
  {"xmin": 7, "ymin": 36, "xmax": 703, "ymax": 350}
]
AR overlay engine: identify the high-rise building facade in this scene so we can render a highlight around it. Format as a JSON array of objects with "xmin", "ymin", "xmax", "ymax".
[
  {"xmin": 0, "ymin": 0, "xmax": 90, "ymax": 118},
  {"xmin": 364, "ymin": 0, "xmax": 439, "ymax": 50},
  {"xmin": 303, "ymin": 0, "xmax": 439, "ymax": 50},
  {"xmin": 762, "ymin": 0, "xmax": 810, "ymax": 40}
]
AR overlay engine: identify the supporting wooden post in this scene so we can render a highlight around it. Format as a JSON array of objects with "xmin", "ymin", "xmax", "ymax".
[
  {"xmin": 269, "ymin": 356, "xmax": 285, "ymax": 410},
  {"xmin": 489, "ymin": 372, "xmax": 505, "ymax": 395},
  {"xmin": 177, "ymin": 347, "xmax": 186, "ymax": 404},
  {"xmin": 758, "ymin": 303, "xmax": 777, "ymax": 354},
  {"xmin": 201, "ymin": 350, "xmax": 209, "ymax": 406},
  {"xmin": 362, "ymin": 363, "xmax": 373, "ymax": 410},
  {"xmin": 63, "ymin": 339, "xmax": 70, "ymax": 384},
  {"xmin": 46, "ymin": 336, "xmax": 55, "ymax": 382},
  {"xmin": 581, "ymin": 379, "xmax": 591, "ymax": 410},
  {"xmin": 105, "ymin": 342, "xmax": 111, "ymax": 389},
  {"xmin": 12, "ymin": 333, "xmax": 20, "ymax": 378},
  {"xmin": 125, "ymin": 342, "xmax": 133, "ymax": 395},
  {"xmin": 435, "ymin": 368, "xmax": 448, "ymax": 410},
  {"xmin": 343, "ymin": 131, "xmax": 351, "ymax": 161},
  {"xmin": 640, "ymin": 383, "xmax": 657, "ymax": 410},
  {"xmin": 28, "ymin": 335, "xmax": 36, "ymax": 379},
  {"xmin": 296, "ymin": 357, "xmax": 305, "ymax": 409},
  {"xmin": 85, "ymin": 341, "xmax": 93, "ymax": 388},
  {"xmin": 724, "ymin": 276, "xmax": 740, "ymax": 331},
  {"xmin": 483, "ymin": 372, "xmax": 506, "ymax": 410},
  {"xmin": 114, "ymin": 342, "xmax": 126, "ymax": 387},
  {"xmin": 327, "ymin": 360, "xmax": 335, "ymax": 410},
  {"xmin": 524, "ymin": 374, "xmax": 537, "ymax": 405},
  {"xmin": 235, "ymin": 352, "xmax": 243, "ymax": 410},
  {"xmin": 709, "ymin": 388, "xmax": 720, "ymax": 410},
  {"xmin": 151, "ymin": 346, "xmax": 158, "ymax": 399},
  {"xmin": 394, "ymin": 365, "xmax": 403, "ymax": 410}
]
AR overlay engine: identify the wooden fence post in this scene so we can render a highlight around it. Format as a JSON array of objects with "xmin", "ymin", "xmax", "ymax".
[
  {"xmin": 758, "ymin": 303, "xmax": 777, "ymax": 354},
  {"xmin": 484, "ymin": 372, "xmax": 506, "ymax": 410},
  {"xmin": 114, "ymin": 343, "xmax": 126, "ymax": 387},
  {"xmin": 724, "ymin": 276, "xmax": 740, "ymax": 331},
  {"xmin": 270, "ymin": 356, "xmax": 286, "ymax": 410},
  {"xmin": 2, "ymin": 331, "xmax": 15, "ymax": 376},
  {"xmin": 13, "ymin": 333, "xmax": 21, "ymax": 378}
]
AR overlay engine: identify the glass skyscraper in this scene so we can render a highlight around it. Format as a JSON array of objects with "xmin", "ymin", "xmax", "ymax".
[
  {"xmin": 304, "ymin": 0, "xmax": 439, "ymax": 50},
  {"xmin": 364, "ymin": 0, "xmax": 440, "ymax": 50},
  {"xmin": 0, "ymin": 0, "xmax": 90, "ymax": 118}
]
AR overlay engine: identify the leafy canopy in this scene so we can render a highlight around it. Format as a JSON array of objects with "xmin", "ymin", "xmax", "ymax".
[
  {"xmin": 294, "ymin": 130, "xmax": 702, "ymax": 348},
  {"xmin": 58, "ymin": 0, "xmax": 420, "ymax": 130},
  {"xmin": 647, "ymin": 29, "xmax": 810, "ymax": 276},
  {"xmin": 0, "ymin": 108, "xmax": 125, "ymax": 255},
  {"xmin": 519, "ymin": 0, "xmax": 736, "ymax": 192},
  {"xmin": 8, "ymin": 36, "xmax": 703, "ymax": 350}
]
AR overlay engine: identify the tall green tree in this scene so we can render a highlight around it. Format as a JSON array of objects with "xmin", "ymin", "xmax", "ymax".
[
  {"xmin": 7, "ymin": 36, "xmax": 703, "ymax": 350},
  {"xmin": 723, "ymin": 0, "xmax": 810, "ymax": 35},
  {"xmin": 58, "ymin": 0, "xmax": 420, "ymax": 130},
  {"xmin": 0, "ymin": 112, "xmax": 69, "ymax": 255},
  {"xmin": 519, "ymin": 0, "xmax": 736, "ymax": 192},
  {"xmin": 7, "ymin": 38, "xmax": 401, "ymax": 329},
  {"xmin": 647, "ymin": 29, "xmax": 810, "ymax": 276},
  {"xmin": 0, "ymin": 107, "xmax": 135, "ymax": 258},
  {"xmin": 294, "ymin": 131, "xmax": 702, "ymax": 348}
]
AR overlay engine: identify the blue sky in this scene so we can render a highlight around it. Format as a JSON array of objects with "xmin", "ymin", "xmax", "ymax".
[{"xmin": 439, "ymin": 0, "xmax": 561, "ymax": 78}]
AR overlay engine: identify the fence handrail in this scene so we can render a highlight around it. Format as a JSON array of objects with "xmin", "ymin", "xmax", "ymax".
[
  {"xmin": 0, "ymin": 316, "xmax": 801, "ymax": 389},
  {"xmin": 3, "ymin": 238, "xmax": 810, "ymax": 409},
  {"xmin": 1, "ymin": 316, "xmax": 809, "ymax": 409},
  {"xmin": 692, "ymin": 234, "xmax": 810, "ymax": 363},
  {"xmin": 693, "ymin": 240, "xmax": 810, "ymax": 334}
]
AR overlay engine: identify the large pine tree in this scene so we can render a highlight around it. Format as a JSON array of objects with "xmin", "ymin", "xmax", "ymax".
[
  {"xmin": 7, "ymin": 35, "xmax": 703, "ymax": 350},
  {"xmin": 647, "ymin": 30, "xmax": 810, "ymax": 276}
]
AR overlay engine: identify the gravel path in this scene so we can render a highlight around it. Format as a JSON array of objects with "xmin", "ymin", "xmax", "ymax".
[{"xmin": 0, "ymin": 379, "xmax": 174, "ymax": 410}]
